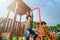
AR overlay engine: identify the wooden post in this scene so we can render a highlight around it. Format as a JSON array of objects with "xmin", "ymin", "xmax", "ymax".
[
  {"xmin": 11, "ymin": 2, "xmax": 18, "ymax": 33},
  {"xmin": 12, "ymin": 11, "xmax": 17, "ymax": 33},
  {"xmin": 10, "ymin": 2, "xmax": 18, "ymax": 40},
  {"xmin": 6, "ymin": 20, "xmax": 9, "ymax": 32},
  {"xmin": 10, "ymin": 20, "xmax": 12, "ymax": 33},
  {"xmin": 6, "ymin": 10, "xmax": 10, "ymax": 32},
  {"xmin": 19, "ymin": 15, "xmax": 22, "ymax": 33},
  {"xmin": 2, "ymin": 10, "xmax": 10, "ymax": 32}
]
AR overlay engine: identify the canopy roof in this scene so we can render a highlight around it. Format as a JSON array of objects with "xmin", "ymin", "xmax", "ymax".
[{"xmin": 8, "ymin": 0, "xmax": 31, "ymax": 15}]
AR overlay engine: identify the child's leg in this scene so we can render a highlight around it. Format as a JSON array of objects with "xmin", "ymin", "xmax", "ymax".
[
  {"xmin": 26, "ymin": 29, "xmax": 30, "ymax": 40},
  {"xmin": 33, "ymin": 31, "xmax": 38, "ymax": 40},
  {"xmin": 29, "ymin": 29, "xmax": 38, "ymax": 40}
]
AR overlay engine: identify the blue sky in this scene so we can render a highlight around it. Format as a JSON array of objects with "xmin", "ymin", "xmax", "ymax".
[{"xmin": 0, "ymin": 0, "xmax": 60, "ymax": 26}]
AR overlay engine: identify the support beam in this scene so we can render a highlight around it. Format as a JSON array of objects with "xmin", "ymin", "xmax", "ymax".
[
  {"xmin": 19, "ymin": 15, "xmax": 22, "ymax": 33},
  {"xmin": 6, "ymin": 10, "xmax": 10, "ymax": 32}
]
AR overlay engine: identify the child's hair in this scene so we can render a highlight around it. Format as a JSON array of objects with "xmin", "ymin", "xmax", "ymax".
[{"xmin": 26, "ymin": 14, "xmax": 32, "ymax": 20}]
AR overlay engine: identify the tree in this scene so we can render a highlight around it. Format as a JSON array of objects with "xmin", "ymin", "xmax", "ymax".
[
  {"xmin": 49, "ymin": 26, "xmax": 54, "ymax": 32},
  {"xmin": 57, "ymin": 24, "xmax": 60, "ymax": 29},
  {"xmin": 49, "ymin": 26, "xmax": 58, "ymax": 33},
  {"xmin": 56, "ymin": 24, "xmax": 60, "ymax": 32}
]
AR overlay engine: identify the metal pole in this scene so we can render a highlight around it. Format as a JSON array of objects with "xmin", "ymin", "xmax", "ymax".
[{"xmin": 38, "ymin": 7, "xmax": 42, "ymax": 40}]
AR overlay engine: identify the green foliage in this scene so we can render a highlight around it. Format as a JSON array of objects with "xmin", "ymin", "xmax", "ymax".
[
  {"xmin": 49, "ymin": 26, "xmax": 58, "ymax": 33},
  {"xmin": 55, "ymin": 38, "xmax": 59, "ymax": 40},
  {"xmin": 57, "ymin": 24, "xmax": 60, "ymax": 28},
  {"xmin": 2, "ymin": 37, "xmax": 8, "ymax": 40},
  {"xmin": 12, "ymin": 37, "xmax": 17, "ymax": 40},
  {"xmin": 32, "ymin": 22, "xmax": 39, "ymax": 28},
  {"xmin": 49, "ymin": 24, "xmax": 60, "ymax": 33},
  {"xmin": 43, "ymin": 37, "xmax": 49, "ymax": 40},
  {"xmin": 45, "ymin": 26, "xmax": 50, "ymax": 31}
]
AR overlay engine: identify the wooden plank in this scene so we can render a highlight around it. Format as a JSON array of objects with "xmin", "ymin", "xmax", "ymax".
[
  {"xmin": 1, "ymin": 32, "xmax": 10, "ymax": 37},
  {"xmin": 16, "ymin": 0, "xmax": 31, "ymax": 15}
]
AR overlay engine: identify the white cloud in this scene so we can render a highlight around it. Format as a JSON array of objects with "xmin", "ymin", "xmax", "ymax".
[{"xmin": 0, "ymin": 0, "xmax": 13, "ymax": 18}]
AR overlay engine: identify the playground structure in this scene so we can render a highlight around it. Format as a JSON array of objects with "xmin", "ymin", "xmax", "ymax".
[
  {"xmin": 0, "ymin": 0, "xmax": 58, "ymax": 40},
  {"xmin": 0, "ymin": 0, "xmax": 40, "ymax": 40}
]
